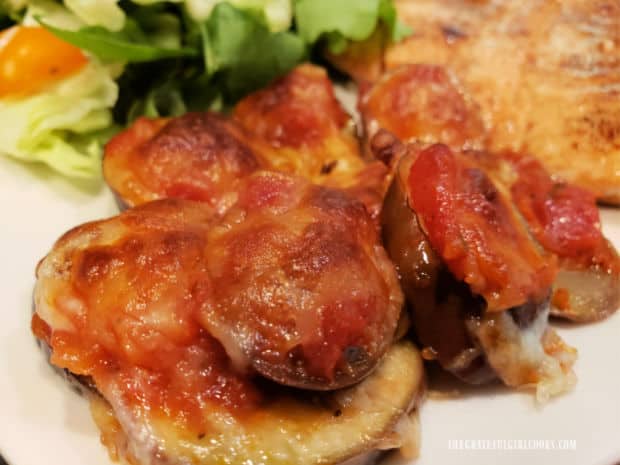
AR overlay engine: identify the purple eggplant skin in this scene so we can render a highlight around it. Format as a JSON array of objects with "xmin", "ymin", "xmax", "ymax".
[{"xmin": 380, "ymin": 166, "xmax": 494, "ymax": 384}]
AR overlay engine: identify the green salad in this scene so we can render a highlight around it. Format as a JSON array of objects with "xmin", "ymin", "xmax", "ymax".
[{"xmin": 0, "ymin": 0, "xmax": 409, "ymax": 180}]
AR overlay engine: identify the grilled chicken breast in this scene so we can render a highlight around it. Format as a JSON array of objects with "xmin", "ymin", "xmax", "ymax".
[{"xmin": 334, "ymin": 0, "xmax": 620, "ymax": 203}]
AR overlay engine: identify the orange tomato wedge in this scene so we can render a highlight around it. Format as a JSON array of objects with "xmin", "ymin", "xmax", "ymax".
[{"xmin": 0, "ymin": 26, "xmax": 88, "ymax": 98}]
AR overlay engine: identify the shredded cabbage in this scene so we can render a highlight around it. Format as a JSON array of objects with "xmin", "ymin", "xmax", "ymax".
[{"xmin": 0, "ymin": 61, "xmax": 118, "ymax": 179}]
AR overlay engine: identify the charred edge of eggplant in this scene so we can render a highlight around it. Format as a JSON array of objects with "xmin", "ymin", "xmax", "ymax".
[
  {"xmin": 35, "ymin": 337, "xmax": 100, "ymax": 399},
  {"xmin": 381, "ymin": 178, "xmax": 487, "ymax": 383},
  {"xmin": 253, "ymin": 341, "xmax": 384, "ymax": 392},
  {"xmin": 111, "ymin": 189, "xmax": 131, "ymax": 212}
]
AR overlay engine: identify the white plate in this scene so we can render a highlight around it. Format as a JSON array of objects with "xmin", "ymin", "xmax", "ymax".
[{"xmin": 0, "ymin": 156, "xmax": 618, "ymax": 465}]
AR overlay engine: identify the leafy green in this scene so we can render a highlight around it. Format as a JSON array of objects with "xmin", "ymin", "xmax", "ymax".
[
  {"xmin": 200, "ymin": 3, "xmax": 305, "ymax": 99},
  {"xmin": 130, "ymin": 7, "xmax": 183, "ymax": 49},
  {"xmin": 0, "ymin": 62, "xmax": 118, "ymax": 179},
  {"xmin": 293, "ymin": 0, "xmax": 411, "ymax": 52},
  {"xmin": 183, "ymin": 0, "xmax": 292, "ymax": 31},
  {"xmin": 0, "ymin": 0, "xmax": 26, "ymax": 15},
  {"xmin": 378, "ymin": 0, "xmax": 412, "ymax": 41},
  {"xmin": 0, "ymin": 0, "xmax": 410, "ymax": 182},
  {"xmin": 37, "ymin": 16, "xmax": 198, "ymax": 63},
  {"xmin": 0, "ymin": 0, "xmax": 25, "ymax": 24}
]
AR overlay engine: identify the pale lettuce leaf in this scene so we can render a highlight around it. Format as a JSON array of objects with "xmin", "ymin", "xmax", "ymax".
[
  {"xmin": 0, "ymin": 62, "xmax": 118, "ymax": 179},
  {"xmin": 64, "ymin": 0, "xmax": 125, "ymax": 31}
]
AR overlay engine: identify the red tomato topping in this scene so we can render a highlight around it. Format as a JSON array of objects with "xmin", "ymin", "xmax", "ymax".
[
  {"xmin": 233, "ymin": 64, "xmax": 349, "ymax": 149},
  {"xmin": 104, "ymin": 114, "xmax": 259, "ymax": 211},
  {"xmin": 407, "ymin": 144, "xmax": 556, "ymax": 310},
  {"xmin": 33, "ymin": 201, "xmax": 261, "ymax": 432},
  {"xmin": 508, "ymin": 155, "xmax": 602, "ymax": 258}
]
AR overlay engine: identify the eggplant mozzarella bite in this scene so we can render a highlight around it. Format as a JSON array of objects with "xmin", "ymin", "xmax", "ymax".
[
  {"xmin": 104, "ymin": 64, "xmax": 389, "ymax": 219},
  {"xmin": 380, "ymin": 139, "xmax": 577, "ymax": 400},
  {"xmin": 32, "ymin": 172, "xmax": 421, "ymax": 465},
  {"xmin": 364, "ymin": 64, "xmax": 620, "ymax": 323}
]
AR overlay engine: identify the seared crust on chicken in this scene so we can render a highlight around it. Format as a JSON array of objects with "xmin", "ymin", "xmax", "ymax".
[{"xmin": 335, "ymin": 0, "xmax": 620, "ymax": 202}]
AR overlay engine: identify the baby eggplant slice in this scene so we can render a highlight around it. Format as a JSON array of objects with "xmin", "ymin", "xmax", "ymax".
[
  {"xmin": 363, "ymin": 63, "xmax": 620, "ymax": 323},
  {"xmin": 232, "ymin": 64, "xmax": 367, "ymax": 187},
  {"xmin": 360, "ymin": 64, "xmax": 487, "ymax": 153},
  {"xmin": 86, "ymin": 340, "xmax": 423, "ymax": 465},
  {"xmin": 380, "ymin": 141, "xmax": 576, "ymax": 400},
  {"xmin": 199, "ymin": 171, "xmax": 404, "ymax": 390}
]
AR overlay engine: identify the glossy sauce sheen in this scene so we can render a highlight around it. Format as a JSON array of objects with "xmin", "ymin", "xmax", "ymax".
[
  {"xmin": 33, "ymin": 174, "xmax": 403, "ymax": 434},
  {"xmin": 501, "ymin": 153, "xmax": 620, "ymax": 321},
  {"xmin": 234, "ymin": 64, "xmax": 350, "ymax": 149},
  {"xmin": 362, "ymin": 59, "xmax": 620, "ymax": 321},
  {"xmin": 104, "ymin": 113, "xmax": 259, "ymax": 212},
  {"xmin": 407, "ymin": 144, "xmax": 556, "ymax": 311},
  {"xmin": 381, "ymin": 146, "xmax": 577, "ymax": 396},
  {"xmin": 506, "ymin": 154, "xmax": 613, "ymax": 264},
  {"xmin": 233, "ymin": 64, "xmax": 389, "ymax": 214},
  {"xmin": 33, "ymin": 200, "xmax": 258, "ymax": 432},
  {"xmin": 199, "ymin": 172, "xmax": 403, "ymax": 389}
]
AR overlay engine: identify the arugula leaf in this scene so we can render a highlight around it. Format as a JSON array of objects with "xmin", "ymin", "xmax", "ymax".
[
  {"xmin": 37, "ymin": 16, "xmax": 198, "ymax": 63},
  {"xmin": 200, "ymin": 3, "xmax": 306, "ymax": 99},
  {"xmin": 293, "ymin": 0, "xmax": 411, "ymax": 52}
]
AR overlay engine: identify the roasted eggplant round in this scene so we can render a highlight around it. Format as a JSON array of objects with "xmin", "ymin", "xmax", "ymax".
[
  {"xmin": 86, "ymin": 340, "xmax": 423, "ymax": 465},
  {"xmin": 34, "ymin": 172, "xmax": 403, "ymax": 396},
  {"xmin": 32, "ymin": 180, "xmax": 420, "ymax": 465}
]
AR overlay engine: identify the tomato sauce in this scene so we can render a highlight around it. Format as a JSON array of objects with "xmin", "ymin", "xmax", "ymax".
[
  {"xmin": 233, "ymin": 64, "xmax": 349, "ymax": 149},
  {"xmin": 33, "ymin": 221, "xmax": 262, "ymax": 433},
  {"xmin": 507, "ymin": 155, "xmax": 606, "ymax": 261},
  {"xmin": 407, "ymin": 144, "xmax": 556, "ymax": 311}
]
